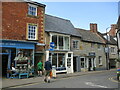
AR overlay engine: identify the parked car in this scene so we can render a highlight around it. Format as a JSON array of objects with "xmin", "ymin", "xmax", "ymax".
[{"xmin": 117, "ymin": 68, "xmax": 120, "ymax": 81}]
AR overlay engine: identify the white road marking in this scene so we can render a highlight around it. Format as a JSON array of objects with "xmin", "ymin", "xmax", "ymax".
[{"xmin": 85, "ymin": 82, "xmax": 108, "ymax": 88}]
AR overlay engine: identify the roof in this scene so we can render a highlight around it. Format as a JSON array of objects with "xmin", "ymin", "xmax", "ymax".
[
  {"xmin": 45, "ymin": 14, "xmax": 81, "ymax": 37},
  {"xmin": 24, "ymin": 0, "xmax": 46, "ymax": 7},
  {"xmin": 98, "ymin": 32, "xmax": 117, "ymax": 45},
  {"xmin": 76, "ymin": 28, "xmax": 105, "ymax": 44}
]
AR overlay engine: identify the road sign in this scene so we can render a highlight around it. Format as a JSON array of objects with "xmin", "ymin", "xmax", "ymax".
[{"xmin": 50, "ymin": 42, "xmax": 55, "ymax": 48}]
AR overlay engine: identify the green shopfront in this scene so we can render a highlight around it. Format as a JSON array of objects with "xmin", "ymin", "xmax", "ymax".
[{"xmin": 1, "ymin": 40, "xmax": 36, "ymax": 78}]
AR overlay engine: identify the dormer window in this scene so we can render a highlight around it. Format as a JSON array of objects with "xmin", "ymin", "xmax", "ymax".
[{"xmin": 28, "ymin": 4, "xmax": 37, "ymax": 16}]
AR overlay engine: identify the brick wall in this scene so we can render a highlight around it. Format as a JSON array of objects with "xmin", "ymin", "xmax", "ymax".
[{"xmin": 2, "ymin": 2, "xmax": 45, "ymax": 44}]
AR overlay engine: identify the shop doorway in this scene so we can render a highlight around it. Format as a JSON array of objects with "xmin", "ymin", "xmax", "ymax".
[
  {"xmin": 2, "ymin": 54, "xmax": 8, "ymax": 78},
  {"xmin": 73, "ymin": 57, "xmax": 77, "ymax": 72},
  {"xmin": 88, "ymin": 58, "xmax": 92, "ymax": 71},
  {"xmin": 35, "ymin": 54, "xmax": 43, "ymax": 75}
]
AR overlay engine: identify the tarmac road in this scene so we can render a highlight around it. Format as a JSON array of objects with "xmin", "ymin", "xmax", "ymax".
[{"xmin": 8, "ymin": 70, "xmax": 119, "ymax": 89}]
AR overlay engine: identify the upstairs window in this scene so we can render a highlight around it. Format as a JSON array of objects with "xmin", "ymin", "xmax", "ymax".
[
  {"xmin": 91, "ymin": 43, "xmax": 95, "ymax": 48},
  {"xmin": 73, "ymin": 40, "xmax": 79, "ymax": 49},
  {"xmin": 28, "ymin": 24, "xmax": 37, "ymax": 40},
  {"xmin": 51, "ymin": 34, "xmax": 70, "ymax": 50},
  {"xmin": 28, "ymin": 4, "xmax": 37, "ymax": 16},
  {"xmin": 97, "ymin": 44, "xmax": 101, "ymax": 50},
  {"xmin": 110, "ymin": 47, "xmax": 116, "ymax": 54}
]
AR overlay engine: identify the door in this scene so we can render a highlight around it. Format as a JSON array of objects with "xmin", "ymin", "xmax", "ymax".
[
  {"xmin": 88, "ymin": 58, "xmax": 92, "ymax": 71},
  {"xmin": 2, "ymin": 55, "xmax": 8, "ymax": 78},
  {"xmin": 73, "ymin": 57, "xmax": 77, "ymax": 72}
]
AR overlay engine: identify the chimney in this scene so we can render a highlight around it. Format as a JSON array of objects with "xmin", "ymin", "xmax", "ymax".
[
  {"xmin": 90, "ymin": 23, "xmax": 98, "ymax": 33},
  {"xmin": 108, "ymin": 24, "xmax": 117, "ymax": 36}
]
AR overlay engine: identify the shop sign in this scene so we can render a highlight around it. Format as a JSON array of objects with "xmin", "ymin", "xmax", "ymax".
[
  {"xmin": 0, "ymin": 42, "xmax": 16, "ymax": 46},
  {"xmin": 89, "ymin": 52, "xmax": 95, "ymax": 56}
]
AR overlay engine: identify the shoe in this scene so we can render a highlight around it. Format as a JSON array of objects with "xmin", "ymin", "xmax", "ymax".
[
  {"xmin": 48, "ymin": 80, "xmax": 50, "ymax": 83},
  {"xmin": 44, "ymin": 79, "xmax": 47, "ymax": 82}
]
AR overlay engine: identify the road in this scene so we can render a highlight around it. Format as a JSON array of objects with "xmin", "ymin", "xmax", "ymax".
[{"xmin": 9, "ymin": 70, "xmax": 119, "ymax": 89}]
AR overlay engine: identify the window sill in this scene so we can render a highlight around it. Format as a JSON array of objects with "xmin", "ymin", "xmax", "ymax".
[
  {"xmin": 27, "ymin": 39, "xmax": 39, "ymax": 41},
  {"xmin": 99, "ymin": 64, "xmax": 103, "ymax": 66},
  {"xmin": 27, "ymin": 14, "xmax": 39, "ymax": 19}
]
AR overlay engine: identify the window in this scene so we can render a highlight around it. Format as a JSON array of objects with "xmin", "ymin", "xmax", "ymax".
[
  {"xmin": 98, "ymin": 44, "xmax": 101, "ymax": 50},
  {"xmin": 98, "ymin": 56, "xmax": 102, "ymax": 65},
  {"xmin": 28, "ymin": 4, "xmax": 37, "ymax": 16},
  {"xmin": 51, "ymin": 34, "xmax": 70, "ymax": 50},
  {"xmin": 64, "ymin": 37, "xmax": 69, "ymax": 49},
  {"xmin": 73, "ymin": 40, "xmax": 79, "ymax": 49},
  {"xmin": 50, "ymin": 53, "xmax": 65, "ymax": 68},
  {"xmin": 91, "ymin": 43, "xmax": 95, "ymax": 48},
  {"xmin": 111, "ymin": 47, "xmax": 115, "ymax": 54},
  {"xmin": 81, "ymin": 58, "xmax": 85, "ymax": 68},
  {"xmin": 59, "ymin": 36, "xmax": 63, "ymax": 49},
  {"xmin": 28, "ymin": 24, "xmax": 37, "ymax": 40}
]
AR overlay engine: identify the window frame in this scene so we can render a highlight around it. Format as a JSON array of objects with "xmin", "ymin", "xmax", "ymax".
[
  {"xmin": 110, "ymin": 47, "xmax": 116, "ymax": 54},
  {"xmin": 50, "ymin": 33, "xmax": 70, "ymax": 50},
  {"xmin": 72, "ymin": 40, "xmax": 79, "ymax": 49},
  {"xmin": 27, "ymin": 23, "xmax": 38, "ymax": 40},
  {"xmin": 28, "ymin": 4, "xmax": 38, "ymax": 16}
]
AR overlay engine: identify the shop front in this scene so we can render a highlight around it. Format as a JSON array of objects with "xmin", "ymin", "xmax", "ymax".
[
  {"xmin": 46, "ymin": 51, "xmax": 73, "ymax": 74},
  {"xmin": 1, "ymin": 40, "xmax": 36, "ymax": 78},
  {"xmin": 80, "ymin": 53, "xmax": 96, "ymax": 72}
]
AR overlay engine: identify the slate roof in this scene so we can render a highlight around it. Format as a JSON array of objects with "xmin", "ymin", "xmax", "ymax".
[
  {"xmin": 98, "ymin": 32, "xmax": 117, "ymax": 45},
  {"xmin": 45, "ymin": 14, "xmax": 81, "ymax": 37},
  {"xmin": 76, "ymin": 28, "xmax": 105, "ymax": 44}
]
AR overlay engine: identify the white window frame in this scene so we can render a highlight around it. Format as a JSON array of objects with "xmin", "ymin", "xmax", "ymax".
[
  {"xmin": 28, "ymin": 4, "xmax": 38, "ymax": 16},
  {"xmin": 98, "ymin": 56, "xmax": 102, "ymax": 65},
  {"xmin": 110, "ymin": 47, "xmax": 116, "ymax": 54},
  {"xmin": 27, "ymin": 24, "xmax": 38, "ymax": 40},
  {"xmin": 50, "ymin": 33, "xmax": 70, "ymax": 50},
  {"xmin": 72, "ymin": 40, "xmax": 79, "ymax": 49}
]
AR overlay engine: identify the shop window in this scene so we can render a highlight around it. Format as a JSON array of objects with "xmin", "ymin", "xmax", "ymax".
[
  {"xmin": 50, "ymin": 53, "xmax": 65, "ymax": 68},
  {"xmin": 28, "ymin": 24, "xmax": 37, "ymax": 40},
  {"xmin": 52, "ymin": 53, "xmax": 57, "ymax": 67},
  {"xmin": 81, "ymin": 58, "xmax": 85, "ymax": 68},
  {"xmin": 14, "ymin": 49, "xmax": 34, "ymax": 74},
  {"xmin": 28, "ymin": 4, "xmax": 37, "ymax": 16},
  {"xmin": 58, "ymin": 53, "xmax": 65, "ymax": 67}
]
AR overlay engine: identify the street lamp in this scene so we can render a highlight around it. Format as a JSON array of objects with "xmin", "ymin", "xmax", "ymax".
[{"xmin": 105, "ymin": 27, "xmax": 111, "ymax": 70}]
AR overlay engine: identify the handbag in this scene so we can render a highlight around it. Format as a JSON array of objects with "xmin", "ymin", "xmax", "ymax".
[{"xmin": 50, "ymin": 71, "xmax": 52, "ymax": 78}]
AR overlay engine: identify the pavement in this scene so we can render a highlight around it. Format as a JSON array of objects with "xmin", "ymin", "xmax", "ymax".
[{"xmin": 1, "ymin": 69, "xmax": 118, "ymax": 89}]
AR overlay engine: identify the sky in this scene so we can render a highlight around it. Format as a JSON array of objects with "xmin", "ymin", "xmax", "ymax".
[{"xmin": 33, "ymin": 0, "xmax": 118, "ymax": 33}]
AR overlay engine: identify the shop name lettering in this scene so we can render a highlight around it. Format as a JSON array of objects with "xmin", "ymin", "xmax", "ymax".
[{"xmin": 0, "ymin": 43, "xmax": 16, "ymax": 46}]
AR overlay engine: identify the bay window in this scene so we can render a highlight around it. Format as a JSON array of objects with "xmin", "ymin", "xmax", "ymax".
[{"xmin": 51, "ymin": 34, "xmax": 70, "ymax": 50}]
